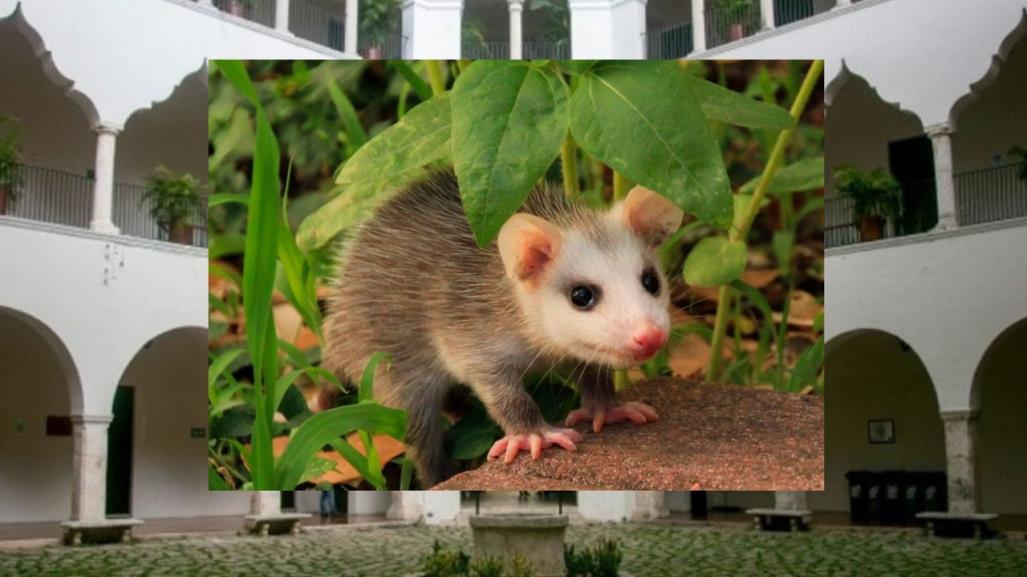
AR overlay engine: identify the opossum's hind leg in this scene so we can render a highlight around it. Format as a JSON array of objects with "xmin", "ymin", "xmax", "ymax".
[{"xmin": 377, "ymin": 367, "xmax": 453, "ymax": 488}]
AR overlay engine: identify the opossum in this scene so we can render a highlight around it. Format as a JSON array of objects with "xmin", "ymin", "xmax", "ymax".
[{"xmin": 323, "ymin": 171, "xmax": 682, "ymax": 487}]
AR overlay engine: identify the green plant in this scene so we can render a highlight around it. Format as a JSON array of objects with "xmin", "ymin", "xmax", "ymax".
[
  {"xmin": 715, "ymin": 0, "xmax": 755, "ymax": 20},
  {"xmin": 565, "ymin": 544, "xmax": 595, "ymax": 577},
  {"xmin": 0, "ymin": 115, "xmax": 22, "ymax": 205},
  {"xmin": 359, "ymin": 0, "xmax": 401, "ymax": 49},
  {"xmin": 590, "ymin": 538, "xmax": 622, "ymax": 577},
  {"xmin": 834, "ymin": 165, "xmax": 902, "ymax": 221},
  {"xmin": 506, "ymin": 555, "xmax": 536, "ymax": 577},
  {"xmin": 423, "ymin": 541, "xmax": 471, "ymax": 577},
  {"xmin": 528, "ymin": 0, "xmax": 570, "ymax": 42},
  {"xmin": 1008, "ymin": 140, "xmax": 1027, "ymax": 181},
  {"xmin": 470, "ymin": 556, "xmax": 505, "ymax": 577},
  {"xmin": 462, "ymin": 18, "xmax": 488, "ymax": 53},
  {"xmin": 142, "ymin": 166, "xmax": 203, "ymax": 235}
]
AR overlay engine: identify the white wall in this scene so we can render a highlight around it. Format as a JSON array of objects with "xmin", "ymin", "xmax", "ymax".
[
  {"xmin": 120, "ymin": 327, "xmax": 250, "ymax": 518},
  {"xmin": 577, "ymin": 491, "xmax": 632, "ymax": 522},
  {"xmin": 0, "ymin": 311, "xmax": 73, "ymax": 523},
  {"xmin": 811, "ymin": 331, "xmax": 946, "ymax": 512},
  {"xmin": 348, "ymin": 491, "xmax": 392, "ymax": 515}
]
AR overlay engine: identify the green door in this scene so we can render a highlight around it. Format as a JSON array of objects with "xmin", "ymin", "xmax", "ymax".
[{"xmin": 106, "ymin": 386, "xmax": 133, "ymax": 517}]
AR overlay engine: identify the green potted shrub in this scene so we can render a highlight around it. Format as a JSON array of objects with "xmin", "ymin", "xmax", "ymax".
[
  {"xmin": 142, "ymin": 166, "xmax": 203, "ymax": 245},
  {"xmin": 1008, "ymin": 140, "xmax": 1027, "ymax": 183},
  {"xmin": 462, "ymin": 18, "xmax": 488, "ymax": 58},
  {"xmin": 359, "ymin": 0, "xmax": 401, "ymax": 59},
  {"xmin": 834, "ymin": 165, "xmax": 902, "ymax": 242},
  {"xmin": 715, "ymin": 0, "xmax": 755, "ymax": 41},
  {"xmin": 0, "ymin": 115, "xmax": 22, "ymax": 216}
]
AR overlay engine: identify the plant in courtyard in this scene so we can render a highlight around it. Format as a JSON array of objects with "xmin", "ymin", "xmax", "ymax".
[
  {"xmin": 462, "ymin": 18, "xmax": 488, "ymax": 55},
  {"xmin": 142, "ymin": 166, "xmax": 204, "ymax": 244},
  {"xmin": 0, "ymin": 114, "xmax": 22, "ymax": 215},
  {"xmin": 714, "ymin": 0, "xmax": 755, "ymax": 41},
  {"xmin": 421, "ymin": 542, "xmax": 536, "ymax": 577},
  {"xmin": 359, "ymin": 0, "xmax": 401, "ymax": 58},
  {"xmin": 834, "ymin": 165, "xmax": 902, "ymax": 242},
  {"xmin": 565, "ymin": 539, "xmax": 623, "ymax": 577}
]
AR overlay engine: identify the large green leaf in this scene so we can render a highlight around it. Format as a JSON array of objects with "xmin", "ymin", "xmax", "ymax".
[
  {"xmin": 739, "ymin": 157, "xmax": 825, "ymax": 195},
  {"xmin": 274, "ymin": 403, "xmax": 406, "ymax": 489},
  {"xmin": 683, "ymin": 236, "xmax": 748, "ymax": 287},
  {"xmin": 451, "ymin": 61, "xmax": 569, "ymax": 246},
  {"xmin": 789, "ymin": 336, "xmax": 824, "ymax": 392},
  {"xmin": 685, "ymin": 75, "xmax": 796, "ymax": 130},
  {"xmin": 296, "ymin": 95, "xmax": 452, "ymax": 249},
  {"xmin": 570, "ymin": 61, "xmax": 732, "ymax": 228}
]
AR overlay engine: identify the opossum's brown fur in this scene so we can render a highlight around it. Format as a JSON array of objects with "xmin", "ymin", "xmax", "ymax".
[{"xmin": 323, "ymin": 171, "xmax": 615, "ymax": 486}]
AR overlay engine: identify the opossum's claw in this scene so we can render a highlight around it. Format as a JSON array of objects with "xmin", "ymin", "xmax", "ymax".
[
  {"xmin": 565, "ymin": 401, "xmax": 659, "ymax": 433},
  {"xmin": 486, "ymin": 427, "xmax": 582, "ymax": 464}
]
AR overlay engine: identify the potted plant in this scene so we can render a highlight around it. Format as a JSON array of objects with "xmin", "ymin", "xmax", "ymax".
[
  {"xmin": 359, "ymin": 0, "xmax": 401, "ymax": 59},
  {"xmin": 225, "ymin": 0, "xmax": 256, "ymax": 18},
  {"xmin": 1008, "ymin": 140, "xmax": 1027, "ymax": 183},
  {"xmin": 142, "ymin": 166, "xmax": 203, "ymax": 245},
  {"xmin": 0, "ymin": 115, "xmax": 22, "ymax": 216},
  {"xmin": 834, "ymin": 165, "xmax": 903, "ymax": 242},
  {"xmin": 461, "ymin": 18, "xmax": 488, "ymax": 58},
  {"xmin": 715, "ymin": 0, "xmax": 754, "ymax": 41}
]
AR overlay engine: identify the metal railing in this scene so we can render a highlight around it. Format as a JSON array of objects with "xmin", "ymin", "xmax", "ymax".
[
  {"xmin": 290, "ymin": 0, "xmax": 345, "ymax": 50},
  {"xmin": 213, "ymin": 0, "xmax": 277, "ymax": 28},
  {"xmin": 647, "ymin": 20, "xmax": 694, "ymax": 59},
  {"xmin": 955, "ymin": 162, "xmax": 1027, "ymax": 226},
  {"xmin": 359, "ymin": 31, "xmax": 404, "ymax": 59},
  {"xmin": 523, "ymin": 41, "xmax": 570, "ymax": 60},
  {"xmin": 774, "ymin": 0, "xmax": 836, "ymax": 27},
  {"xmin": 462, "ymin": 41, "xmax": 510, "ymax": 60},
  {"xmin": 0, "ymin": 163, "xmax": 207, "ymax": 248},
  {"xmin": 824, "ymin": 196, "xmax": 900, "ymax": 248},
  {"xmin": 706, "ymin": 0, "xmax": 763, "ymax": 49}
]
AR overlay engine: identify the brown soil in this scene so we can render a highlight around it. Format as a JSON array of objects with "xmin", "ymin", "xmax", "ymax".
[{"xmin": 433, "ymin": 378, "xmax": 823, "ymax": 491}]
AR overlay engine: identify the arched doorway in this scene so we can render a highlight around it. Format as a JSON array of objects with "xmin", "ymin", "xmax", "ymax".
[
  {"xmin": 0, "ymin": 306, "xmax": 81, "ymax": 523},
  {"xmin": 110, "ymin": 326, "xmax": 248, "ymax": 519},
  {"xmin": 972, "ymin": 318, "xmax": 1027, "ymax": 518},
  {"xmin": 811, "ymin": 330, "xmax": 946, "ymax": 524}
]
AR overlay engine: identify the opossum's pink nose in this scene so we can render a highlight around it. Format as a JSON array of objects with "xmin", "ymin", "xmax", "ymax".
[{"xmin": 629, "ymin": 326, "xmax": 667, "ymax": 359}]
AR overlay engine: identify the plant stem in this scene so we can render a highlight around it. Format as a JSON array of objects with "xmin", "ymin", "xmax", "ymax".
[
  {"xmin": 613, "ymin": 170, "xmax": 631, "ymax": 390},
  {"xmin": 426, "ymin": 60, "xmax": 446, "ymax": 96},
  {"xmin": 707, "ymin": 59, "xmax": 823, "ymax": 382},
  {"xmin": 561, "ymin": 133, "xmax": 580, "ymax": 200}
]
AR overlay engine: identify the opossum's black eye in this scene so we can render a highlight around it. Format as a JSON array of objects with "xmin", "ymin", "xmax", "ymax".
[
  {"xmin": 641, "ymin": 268, "xmax": 660, "ymax": 296},
  {"xmin": 569, "ymin": 285, "xmax": 598, "ymax": 311}
]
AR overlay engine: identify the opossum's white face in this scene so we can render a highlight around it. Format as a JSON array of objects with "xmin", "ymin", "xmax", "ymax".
[{"xmin": 498, "ymin": 186, "xmax": 683, "ymax": 368}]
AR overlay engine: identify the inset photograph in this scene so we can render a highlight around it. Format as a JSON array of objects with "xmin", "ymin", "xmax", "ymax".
[{"xmin": 207, "ymin": 59, "xmax": 825, "ymax": 491}]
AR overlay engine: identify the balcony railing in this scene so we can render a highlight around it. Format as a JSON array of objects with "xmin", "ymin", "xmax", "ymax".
[
  {"xmin": 956, "ymin": 162, "xmax": 1027, "ymax": 226},
  {"xmin": 706, "ymin": 1, "xmax": 763, "ymax": 49},
  {"xmin": 359, "ymin": 31, "xmax": 404, "ymax": 59},
  {"xmin": 775, "ymin": 0, "xmax": 836, "ymax": 27},
  {"xmin": 212, "ymin": 0, "xmax": 277, "ymax": 28},
  {"xmin": 523, "ymin": 41, "xmax": 570, "ymax": 60},
  {"xmin": 647, "ymin": 21, "xmax": 694, "ymax": 59},
  {"xmin": 0, "ymin": 163, "xmax": 208, "ymax": 248},
  {"xmin": 290, "ymin": 0, "xmax": 345, "ymax": 51},
  {"xmin": 462, "ymin": 41, "xmax": 570, "ymax": 60},
  {"xmin": 462, "ymin": 41, "xmax": 510, "ymax": 60}
]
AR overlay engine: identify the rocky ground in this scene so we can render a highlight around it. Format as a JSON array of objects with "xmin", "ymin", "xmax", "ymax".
[{"xmin": 3, "ymin": 522, "xmax": 1026, "ymax": 577}]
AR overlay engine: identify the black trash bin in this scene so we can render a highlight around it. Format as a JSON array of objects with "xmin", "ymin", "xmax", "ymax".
[
  {"xmin": 882, "ymin": 471, "xmax": 904, "ymax": 525},
  {"xmin": 846, "ymin": 471, "xmax": 870, "ymax": 524}
]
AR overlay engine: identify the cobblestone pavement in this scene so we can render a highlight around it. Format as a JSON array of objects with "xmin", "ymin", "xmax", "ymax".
[{"xmin": 2, "ymin": 523, "xmax": 1026, "ymax": 577}]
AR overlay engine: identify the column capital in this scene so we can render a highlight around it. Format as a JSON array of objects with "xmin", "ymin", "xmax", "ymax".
[
  {"xmin": 925, "ymin": 122, "xmax": 953, "ymax": 138},
  {"xmin": 71, "ymin": 414, "xmax": 114, "ymax": 426},
  {"xmin": 508, "ymin": 0, "xmax": 525, "ymax": 9},
  {"xmin": 90, "ymin": 122, "xmax": 122, "ymax": 136},
  {"xmin": 940, "ymin": 409, "xmax": 980, "ymax": 423}
]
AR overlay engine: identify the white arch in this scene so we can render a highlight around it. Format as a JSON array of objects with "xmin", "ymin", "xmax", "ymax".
[
  {"xmin": 0, "ymin": 304, "xmax": 83, "ymax": 413},
  {"xmin": 949, "ymin": 8, "xmax": 1027, "ymax": 131}
]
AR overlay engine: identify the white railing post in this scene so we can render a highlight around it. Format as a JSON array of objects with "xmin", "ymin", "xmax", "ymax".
[
  {"xmin": 760, "ymin": 0, "xmax": 775, "ymax": 29},
  {"xmin": 509, "ymin": 0, "xmax": 524, "ymax": 59},
  {"xmin": 927, "ymin": 123, "xmax": 959, "ymax": 230},
  {"xmin": 90, "ymin": 123, "xmax": 120, "ymax": 235},
  {"xmin": 691, "ymin": 0, "xmax": 707, "ymax": 53},
  {"xmin": 402, "ymin": 0, "xmax": 463, "ymax": 59},
  {"xmin": 345, "ymin": 0, "xmax": 359, "ymax": 54},
  {"xmin": 275, "ymin": 0, "xmax": 291, "ymax": 33}
]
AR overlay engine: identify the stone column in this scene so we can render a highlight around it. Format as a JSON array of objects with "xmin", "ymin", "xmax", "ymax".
[
  {"xmin": 509, "ymin": 0, "xmax": 524, "ymax": 59},
  {"xmin": 941, "ymin": 410, "xmax": 980, "ymax": 514},
  {"xmin": 422, "ymin": 491, "xmax": 461, "ymax": 525},
  {"xmin": 89, "ymin": 124, "xmax": 120, "ymax": 235},
  {"xmin": 70, "ymin": 415, "xmax": 113, "ymax": 521},
  {"xmin": 926, "ymin": 123, "xmax": 959, "ymax": 230},
  {"xmin": 345, "ymin": 0, "xmax": 359, "ymax": 54},
  {"xmin": 250, "ymin": 491, "xmax": 283, "ymax": 516},
  {"xmin": 275, "ymin": 0, "xmax": 291, "ymax": 33},
  {"xmin": 568, "ymin": 0, "xmax": 646, "ymax": 59},
  {"xmin": 690, "ymin": 0, "xmax": 707, "ymax": 54},
  {"xmin": 402, "ymin": 0, "xmax": 463, "ymax": 59},
  {"xmin": 760, "ymin": 0, "xmax": 776, "ymax": 29},
  {"xmin": 774, "ymin": 491, "xmax": 809, "ymax": 510},
  {"xmin": 631, "ymin": 492, "xmax": 669, "ymax": 520},
  {"xmin": 387, "ymin": 491, "xmax": 424, "ymax": 521}
]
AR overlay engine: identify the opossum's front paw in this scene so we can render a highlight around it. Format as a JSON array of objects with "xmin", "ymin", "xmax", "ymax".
[
  {"xmin": 565, "ymin": 401, "xmax": 659, "ymax": 433},
  {"xmin": 486, "ymin": 427, "xmax": 584, "ymax": 464}
]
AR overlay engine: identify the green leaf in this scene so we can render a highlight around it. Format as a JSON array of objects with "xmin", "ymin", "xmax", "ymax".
[
  {"xmin": 729, "ymin": 279, "xmax": 773, "ymax": 321},
  {"xmin": 451, "ymin": 61, "xmax": 569, "ymax": 247},
  {"xmin": 452, "ymin": 427, "xmax": 499, "ymax": 461},
  {"xmin": 327, "ymin": 80, "xmax": 368, "ymax": 155},
  {"xmin": 299, "ymin": 457, "xmax": 338, "ymax": 485},
  {"xmin": 390, "ymin": 61, "xmax": 433, "ymax": 102},
  {"xmin": 274, "ymin": 403, "xmax": 406, "ymax": 489},
  {"xmin": 557, "ymin": 60, "xmax": 598, "ymax": 75},
  {"xmin": 570, "ymin": 61, "xmax": 732, "ymax": 228},
  {"xmin": 789, "ymin": 337, "xmax": 824, "ymax": 392},
  {"xmin": 208, "ymin": 348, "xmax": 246, "ymax": 393},
  {"xmin": 772, "ymin": 230, "xmax": 795, "ymax": 275},
  {"xmin": 684, "ymin": 75, "xmax": 796, "ymax": 130},
  {"xmin": 296, "ymin": 95, "xmax": 452, "ymax": 250},
  {"xmin": 209, "ymin": 465, "xmax": 230, "ymax": 491},
  {"xmin": 360, "ymin": 352, "xmax": 391, "ymax": 404},
  {"xmin": 739, "ymin": 157, "xmax": 825, "ymax": 195},
  {"xmin": 732, "ymin": 194, "xmax": 770, "ymax": 232},
  {"xmin": 207, "ymin": 193, "xmax": 249, "ymax": 208},
  {"xmin": 683, "ymin": 236, "xmax": 747, "ymax": 287},
  {"xmin": 328, "ymin": 438, "xmax": 385, "ymax": 490}
]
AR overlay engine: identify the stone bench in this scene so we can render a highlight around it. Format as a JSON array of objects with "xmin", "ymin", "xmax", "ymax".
[
  {"xmin": 243, "ymin": 513, "xmax": 311, "ymax": 536},
  {"xmin": 61, "ymin": 518, "xmax": 143, "ymax": 546},
  {"xmin": 746, "ymin": 508, "xmax": 812, "ymax": 532},
  {"xmin": 916, "ymin": 512, "xmax": 998, "ymax": 539}
]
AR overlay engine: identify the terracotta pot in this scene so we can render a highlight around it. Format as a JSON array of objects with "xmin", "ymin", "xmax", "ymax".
[
  {"xmin": 858, "ymin": 215, "xmax": 885, "ymax": 242},
  {"xmin": 169, "ymin": 224, "xmax": 193, "ymax": 245},
  {"xmin": 729, "ymin": 23, "xmax": 745, "ymax": 41},
  {"xmin": 228, "ymin": 0, "xmax": 246, "ymax": 17},
  {"xmin": 366, "ymin": 46, "xmax": 383, "ymax": 60}
]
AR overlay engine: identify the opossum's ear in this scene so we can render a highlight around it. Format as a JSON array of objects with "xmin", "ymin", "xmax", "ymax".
[
  {"xmin": 621, "ymin": 186, "xmax": 684, "ymax": 245},
  {"xmin": 498, "ymin": 213, "xmax": 563, "ymax": 287}
]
